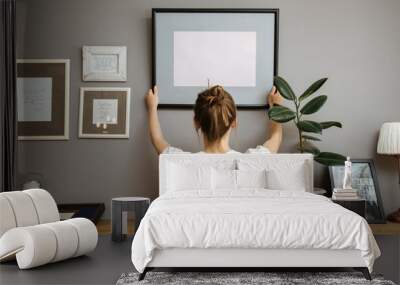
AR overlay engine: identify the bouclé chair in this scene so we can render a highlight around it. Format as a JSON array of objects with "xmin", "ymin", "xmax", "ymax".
[{"xmin": 0, "ymin": 189, "xmax": 98, "ymax": 269}]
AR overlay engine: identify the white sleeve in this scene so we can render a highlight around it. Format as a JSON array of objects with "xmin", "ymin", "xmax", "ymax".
[
  {"xmin": 245, "ymin": 145, "xmax": 271, "ymax": 154},
  {"xmin": 161, "ymin": 146, "xmax": 189, "ymax": 154}
]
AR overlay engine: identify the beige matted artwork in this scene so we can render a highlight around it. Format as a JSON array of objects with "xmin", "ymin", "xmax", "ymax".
[
  {"xmin": 17, "ymin": 59, "xmax": 70, "ymax": 140},
  {"xmin": 79, "ymin": 87, "xmax": 131, "ymax": 138}
]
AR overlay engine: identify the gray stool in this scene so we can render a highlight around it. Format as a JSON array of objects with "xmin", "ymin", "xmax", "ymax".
[{"xmin": 111, "ymin": 197, "xmax": 150, "ymax": 242}]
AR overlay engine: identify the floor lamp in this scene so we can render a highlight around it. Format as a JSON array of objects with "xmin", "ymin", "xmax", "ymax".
[{"xmin": 377, "ymin": 122, "xmax": 400, "ymax": 223}]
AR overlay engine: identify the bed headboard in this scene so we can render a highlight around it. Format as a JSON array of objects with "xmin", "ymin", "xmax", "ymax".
[{"xmin": 159, "ymin": 153, "xmax": 314, "ymax": 195}]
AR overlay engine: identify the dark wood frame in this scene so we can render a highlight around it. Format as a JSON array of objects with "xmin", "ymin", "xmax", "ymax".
[
  {"xmin": 152, "ymin": 8, "xmax": 279, "ymax": 109},
  {"xmin": 17, "ymin": 59, "xmax": 70, "ymax": 140},
  {"xmin": 328, "ymin": 159, "xmax": 386, "ymax": 224},
  {"xmin": 78, "ymin": 87, "xmax": 131, "ymax": 138}
]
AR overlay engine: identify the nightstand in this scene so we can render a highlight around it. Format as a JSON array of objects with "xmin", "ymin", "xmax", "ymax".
[
  {"xmin": 111, "ymin": 197, "xmax": 150, "ymax": 242},
  {"xmin": 332, "ymin": 199, "xmax": 366, "ymax": 218}
]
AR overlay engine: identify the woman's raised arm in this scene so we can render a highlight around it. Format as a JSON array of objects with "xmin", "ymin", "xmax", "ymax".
[
  {"xmin": 263, "ymin": 87, "xmax": 283, "ymax": 153},
  {"xmin": 145, "ymin": 86, "xmax": 169, "ymax": 154}
]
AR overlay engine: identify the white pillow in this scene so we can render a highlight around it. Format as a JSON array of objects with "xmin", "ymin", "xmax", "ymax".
[
  {"xmin": 236, "ymin": 170, "xmax": 267, "ymax": 189},
  {"xmin": 167, "ymin": 163, "xmax": 212, "ymax": 191},
  {"xmin": 212, "ymin": 169, "xmax": 268, "ymax": 190},
  {"xmin": 265, "ymin": 163, "xmax": 307, "ymax": 191},
  {"xmin": 212, "ymin": 169, "xmax": 236, "ymax": 190}
]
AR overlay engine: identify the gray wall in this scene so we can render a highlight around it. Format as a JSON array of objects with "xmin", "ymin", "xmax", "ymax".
[
  {"xmin": 16, "ymin": 0, "xmax": 400, "ymax": 217},
  {"xmin": 16, "ymin": 0, "xmax": 400, "ymax": 281}
]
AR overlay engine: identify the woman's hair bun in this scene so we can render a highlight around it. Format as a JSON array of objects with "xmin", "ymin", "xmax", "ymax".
[
  {"xmin": 206, "ymin": 85, "xmax": 225, "ymax": 106},
  {"xmin": 194, "ymin": 85, "xmax": 237, "ymax": 143}
]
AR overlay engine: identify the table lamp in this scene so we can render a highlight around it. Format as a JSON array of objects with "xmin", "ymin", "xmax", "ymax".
[{"xmin": 377, "ymin": 122, "xmax": 400, "ymax": 223}]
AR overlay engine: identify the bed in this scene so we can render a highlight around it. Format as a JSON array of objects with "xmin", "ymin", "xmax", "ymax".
[{"xmin": 131, "ymin": 154, "xmax": 380, "ymax": 280}]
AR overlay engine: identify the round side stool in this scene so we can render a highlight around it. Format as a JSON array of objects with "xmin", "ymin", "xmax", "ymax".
[{"xmin": 111, "ymin": 197, "xmax": 150, "ymax": 242}]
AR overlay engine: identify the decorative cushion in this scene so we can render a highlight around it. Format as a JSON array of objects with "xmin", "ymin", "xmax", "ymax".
[
  {"xmin": 167, "ymin": 163, "xmax": 212, "ymax": 191},
  {"xmin": 212, "ymin": 169, "xmax": 236, "ymax": 190},
  {"xmin": 265, "ymin": 163, "xmax": 307, "ymax": 191},
  {"xmin": 237, "ymin": 170, "xmax": 267, "ymax": 189},
  {"xmin": 238, "ymin": 159, "xmax": 309, "ymax": 192},
  {"xmin": 212, "ymin": 169, "xmax": 268, "ymax": 190}
]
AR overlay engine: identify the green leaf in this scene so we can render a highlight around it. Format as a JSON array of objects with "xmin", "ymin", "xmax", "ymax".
[
  {"xmin": 274, "ymin": 76, "xmax": 296, "ymax": 101},
  {"xmin": 297, "ymin": 120, "xmax": 322, "ymax": 134},
  {"xmin": 302, "ymin": 134, "xmax": 321, "ymax": 141},
  {"xmin": 299, "ymin": 78, "xmax": 328, "ymax": 102},
  {"xmin": 268, "ymin": 106, "xmax": 296, "ymax": 123},
  {"xmin": 320, "ymin": 121, "xmax": 342, "ymax": 129},
  {"xmin": 300, "ymin": 95, "xmax": 327, "ymax": 115},
  {"xmin": 300, "ymin": 145, "xmax": 321, "ymax": 155},
  {"xmin": 314, "ymin": 152, "xmax": 346, "ymax": 166}
]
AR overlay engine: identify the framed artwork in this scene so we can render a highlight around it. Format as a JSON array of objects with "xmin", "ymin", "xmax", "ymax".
[
  {"xmin": 329, "ymin": 159, "xmax": 386, "ymax": 224},
  {"xmin": 152, "ymin": 8, "xmax": 279, "ymax": 108},
  {"xmin": 79, "ymin": 87, "xmax": 131, "ymax": 138},
  {"xmin": 17, "ymin": 59, "xmax": 70, "ymax": 140},
  {"xmin": 82, "ymin": 46, "xmax": 127, "ymax": 81}
]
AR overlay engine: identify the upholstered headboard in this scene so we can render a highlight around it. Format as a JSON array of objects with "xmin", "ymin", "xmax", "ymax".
[{"xmin": 159, "ymin": 153, "xmax": 314, "ymax": 195}]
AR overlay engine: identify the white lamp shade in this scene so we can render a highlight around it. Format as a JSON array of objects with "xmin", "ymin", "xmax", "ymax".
[{"xmin": 377, "ymin": 122, "xmax": 400, "ymax": 155}]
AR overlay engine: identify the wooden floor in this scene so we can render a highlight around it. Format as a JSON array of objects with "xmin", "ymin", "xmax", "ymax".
[
  {"xmin": 369, "ymin": 222, "xmax": 400, "ymax": 236},
  {"xmin": 96, "ymin": 219, "xmax": 400, "ymax": 236},
  {"xmin": 97, "ymin": 219, "xmax": 135, "ymax": 235}
]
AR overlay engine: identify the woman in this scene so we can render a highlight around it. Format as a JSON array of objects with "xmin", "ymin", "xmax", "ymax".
[{"xmin": 145, "ymin": 85, "xmax": 283, "ymax": 154}]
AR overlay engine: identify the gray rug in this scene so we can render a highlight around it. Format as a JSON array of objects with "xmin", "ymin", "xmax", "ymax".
[{"xmin": 116, "ymin": 272, "xmax": 396, "ymax": 285}]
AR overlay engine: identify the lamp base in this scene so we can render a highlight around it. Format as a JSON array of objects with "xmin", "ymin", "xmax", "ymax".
[{"xmin": 387, "ymin": 208, "xmax": 400, "ymax": 223}]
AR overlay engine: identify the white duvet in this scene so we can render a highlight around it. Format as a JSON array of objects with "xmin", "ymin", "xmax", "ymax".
[{"xmin": 131, "ymin": 190, "xmax": 380, "ymax": 273}]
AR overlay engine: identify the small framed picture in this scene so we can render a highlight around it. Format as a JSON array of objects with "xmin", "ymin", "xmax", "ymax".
[
  {"xmin": 82, "ymin": 46, "xmax": 127, "ymax": 81},
  {"xmin": 329, "ymin": 159, "xmax": 386, "ymax": 224},
  {"xmin": 79, "ymin": 87, "xmax": 130, "ymax": 138},
  {"xmin": 17, "ymin": 59, "xmax": 70, "ymax": 140}
]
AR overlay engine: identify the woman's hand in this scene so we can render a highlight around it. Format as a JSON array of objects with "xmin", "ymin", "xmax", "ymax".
[
  {"xmin": 145, "ymin": 86, "xmax": 169, "ymax": 154},
  {"xmin": 145, "ymin": 86, "xmax": 159, "ymax": 112},
  {"xmin": 267, "ymin": 86, "xmax": 283, "ymax": 107},
  {"xmin": 264, "ymin": 86, "xmax": 283, "ymax": 153}
]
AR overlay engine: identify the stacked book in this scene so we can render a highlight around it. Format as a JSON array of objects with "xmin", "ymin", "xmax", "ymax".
[{"xmin": 332, "ymin": 188, "xmax": 361, "ymax": 200}]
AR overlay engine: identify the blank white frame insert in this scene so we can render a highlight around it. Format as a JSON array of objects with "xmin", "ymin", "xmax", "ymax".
[{"xmin": 173, "ymin": 31, "xmax": 257, "ymax": 87}]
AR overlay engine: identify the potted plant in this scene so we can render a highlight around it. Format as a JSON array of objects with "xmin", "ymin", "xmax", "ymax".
[{"xmin": 268, "ymin": 76, "xmax": 346, "ymax": 166}]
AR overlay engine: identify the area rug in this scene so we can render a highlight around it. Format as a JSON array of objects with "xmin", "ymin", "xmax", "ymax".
[{"xmin": 116, "ymin": 271, "xmax": 396, "ymax": 285}]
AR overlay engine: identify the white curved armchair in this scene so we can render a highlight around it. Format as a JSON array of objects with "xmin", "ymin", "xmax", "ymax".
[{"xmin": 0, "ymin": 189, "xmax": 98, "ymax": 269}]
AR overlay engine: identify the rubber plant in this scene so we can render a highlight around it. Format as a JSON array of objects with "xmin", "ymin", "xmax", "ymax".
[{"xmin": 268, "ymin": 76, "xmax": 346, "ymax": 166}]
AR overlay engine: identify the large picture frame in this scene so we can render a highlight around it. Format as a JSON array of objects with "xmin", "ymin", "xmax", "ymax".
[
  {"xmin": 152, "ymin": 8, "xmax": 279, "ymax": 109},
  {"xmin": 79, "ymin": 87, "xmax": 131, "ymax": 138},
  {"xmin": 17, "ymin": 59, "xmax": 70, "ymax": 140},
  {"xmin": 329, "ymin": 159, "xmax": 386, "ymax": 224},
  {"xmin": 82, "ymin": 46, "xmax": 127, "ymax": 81}
]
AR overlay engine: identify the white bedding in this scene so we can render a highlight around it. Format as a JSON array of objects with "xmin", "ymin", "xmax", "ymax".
[{"xmin": 131, "ymin": 190, "xmax": 380, "ymax": 273}]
